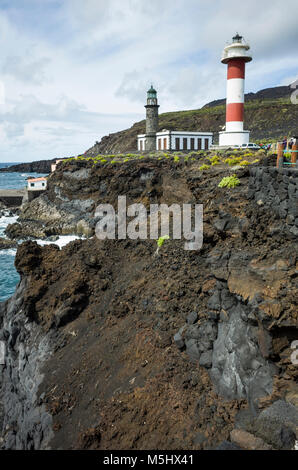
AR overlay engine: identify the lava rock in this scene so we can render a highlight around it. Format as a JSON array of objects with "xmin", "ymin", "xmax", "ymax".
[
  {"xmin": 199, "ymin": 350, "xmax": 213, "ymax": 368},
  {"xmin": 186, "ymin": 311, "xmax": 198, "ymax": 325}
]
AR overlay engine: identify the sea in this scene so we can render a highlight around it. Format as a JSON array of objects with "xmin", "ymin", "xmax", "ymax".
[{"xmin": 0, "ymin": 162, "xmax": 80, "ymax": 302}]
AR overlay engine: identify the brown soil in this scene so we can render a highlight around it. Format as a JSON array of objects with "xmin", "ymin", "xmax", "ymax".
[{"xmin": 14, "ymin": 157, "xmax": 297, "ymax": 449}]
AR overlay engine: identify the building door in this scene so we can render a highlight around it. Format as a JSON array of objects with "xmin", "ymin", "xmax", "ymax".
[
  {"xmin": 183, "ymin": 138, "xmax": 187, "ymax": 150},
  {"xmin": 163, "ymin": 138, "xmax": 167, "ymax": 150},
  {"xmin": 140, "ymin": 141, "xmax": 143, "ymax": 151},
  {"xmin": 204, "ymin": 138, "xmax": 209, "ymax": 150},
  {"xmin": 190, "ymin": 138, "xmax": 195, "ymax": 150},
  {"xmin": 158, "ymin": 139, "xmax": 161, "ymax": 150},
  {"xmin": 197, "ymin": 138, "xmax": 202, "ymax": 150},
  {"xmin": 175, "ymin": 138, "xmax": 180, "ymax": 150}
]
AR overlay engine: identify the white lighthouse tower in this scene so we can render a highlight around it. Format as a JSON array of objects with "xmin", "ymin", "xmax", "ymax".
[{"xmin": 219, "ymin": 34, "xmax": 252, "ymax": 147}]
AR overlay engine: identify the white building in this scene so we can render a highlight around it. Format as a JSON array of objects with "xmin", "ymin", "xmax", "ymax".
[
  {"xmin": 137, "ymin": 87, "xmax": 213, "ymax": 152},
  {"xmin": 27, "ymin": 177, "xmax": 47, "ymax": 191},
  {"xmin": 138, "ymin": 130, "xmax": 213, "ymax": 152}
]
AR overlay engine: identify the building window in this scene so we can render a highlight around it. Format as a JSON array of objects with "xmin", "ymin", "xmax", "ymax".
[
  {"xmin": 183, "ymin": 138, "xmax": 187, "ymax": 150},
  {"xmin": 190, "ymin": 138, "xmax": 195, "ymax": 150},
  {"xmin": 197, "ymin": 138, "xmax": 202, "ymax": 150},
  {"xmin": 140, "ymin": 140, "xmax": 143, "ymax": 151},
  {"xmin": 204, "ymin": 138, "xmax": 209, "ymax": 150},
  {"xmin": 30, "ymin": 183, "xmax": 35, "ymax": 187},
  {"xmin": 158, "ymin": 139, "xmax": 162, "ymax": 150},
  {"xmin": 163, "ymin": 138, "xmax": 167, "ymax": 150},
  {"xmin": 175, "ymin": 138, "xmax": 180, "ymax": 150},
  {"xmin": 42, "ymin": 182, "xmax": 45, "ymax": 186}
]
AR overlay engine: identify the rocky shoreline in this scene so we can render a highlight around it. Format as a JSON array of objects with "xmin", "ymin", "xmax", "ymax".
[
  {"xmin": 0, "ymin": 153, "xmax": 297, "ymax": 449},
  {"xmin": 0, "ymin": 159, "xmax": 56, "ymax": 174}
]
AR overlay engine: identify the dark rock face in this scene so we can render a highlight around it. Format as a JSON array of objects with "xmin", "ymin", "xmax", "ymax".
[
  {"xmin": 0, "ymin": 159, "xmax": 57, "ymax": 174},
  {"xmin": 248, "ymin": 167, "xmax": 298, "ymax": 235},
  {"xmin": 0, "ymin": 157, "xmax": 297, "ymax": 450},
  {"xmin": 210, "ymin": 298, "xmax": 276, "ymax": 404},
  {"xmin": 234, "ymin": 400, "xmax": 298, "ymax": 450},
  {"xmin": 0, "ymin": 279, "xmax": 53, "ymax": 449},
  {"xmin": 173, "ymin": 281, "xmax": 277, "ymax": 403}
]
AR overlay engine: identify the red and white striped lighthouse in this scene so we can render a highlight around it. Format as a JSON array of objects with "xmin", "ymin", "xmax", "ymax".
[{"xmin": 219, "ymin": 34, "xmax": 252, "ymax": 147}]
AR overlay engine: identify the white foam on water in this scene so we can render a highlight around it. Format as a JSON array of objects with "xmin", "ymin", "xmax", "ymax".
[
  {"xmin": 0, "ymin": 214, "xmax": 18, "ymax": 237},
  {"xmin": 36, "ymin": 235, "xmax": 83, "ymax": 249},
  {"xmin": 0, "ymin": 248, "xmax": 17, "ymax": 256}
]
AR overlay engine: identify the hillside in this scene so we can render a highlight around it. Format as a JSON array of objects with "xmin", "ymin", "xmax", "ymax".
[
  {"xmin": 85, "ymin": 86, "xmax": 297, "ymax": 155},
  {"xmin": 203, "ymin": 85, "xmax": 292, "ymax": 108}
]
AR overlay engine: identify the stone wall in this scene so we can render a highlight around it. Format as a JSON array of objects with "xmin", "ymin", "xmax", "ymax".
[
  {"xmin": 248, "ymin": 167, "xmax": 298, "ymax": 235},
  {"xmin": 145, "ymin": 106, "xmax": 159, "ymax": 134}
]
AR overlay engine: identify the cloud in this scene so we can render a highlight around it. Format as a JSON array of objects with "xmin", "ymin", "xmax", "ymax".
[
  {"xmin": 3, "ymin": 55, "xmax": 51, "ymax": 85},
  {"xmin": 0, "ymin": 0, "xmax": 297, "ymax": 161}
]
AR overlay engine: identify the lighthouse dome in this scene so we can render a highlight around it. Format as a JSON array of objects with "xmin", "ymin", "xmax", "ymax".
[
  {"xmin": 147, "ymin": 85, "xmax": 157, "ymax": 97},
  {"xmin": 221, "ymin": 34, "xmax": 252, "ymax": 63},
  {"xmin": 146, "ymin": 85, "xmax": 158, "ymax": 106}
]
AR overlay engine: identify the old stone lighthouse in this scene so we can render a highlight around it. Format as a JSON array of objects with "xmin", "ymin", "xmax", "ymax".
[
  {"xmin": 137, "ymin": 86, "xmax": 213, "ymax": 152},
  {"xmin": 141, "ymin": 85, "xmax": 159, "ymax": 152}
]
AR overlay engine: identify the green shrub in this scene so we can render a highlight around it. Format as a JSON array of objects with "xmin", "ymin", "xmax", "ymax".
[
  {"xmin": 218, "ymin": 175, "xmax": 240, "ymax": 188},
  {"xmin": 157, "ymin": 235, "xmax": 170, "ymax": 248},
  {"xmin": 209, "ymin": 155, "xmax": 221, "ymax": 164},
  {"xmin": 224, "ymin": 157, "xmax": 243, "ymax": 166},
  {"xmin": 199, "ymin": 164, "xmax": 210, "ymax": 171}
]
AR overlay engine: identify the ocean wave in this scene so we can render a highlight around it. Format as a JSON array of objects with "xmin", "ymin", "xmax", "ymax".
[
  {"xmin": 36, "ymin": 235, "xmax": 83, "ymax": 249},
  {"xmin": 0, "ymin": 215, "xmax": 19, "ymax": 237},
  {"xmin": 0, "ymin": 248, "xmax": 17, "ymax": 256}
]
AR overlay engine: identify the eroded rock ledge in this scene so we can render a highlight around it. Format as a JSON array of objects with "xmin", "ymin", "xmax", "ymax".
[{"xmin": 0, "ymin": 158, "xmax": 297, "ymax": 450}]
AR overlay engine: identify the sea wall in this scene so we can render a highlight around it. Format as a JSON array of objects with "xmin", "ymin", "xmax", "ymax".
[{"xmin": 248, "ymin": 167, "xmax": 298, "ymax": 235}]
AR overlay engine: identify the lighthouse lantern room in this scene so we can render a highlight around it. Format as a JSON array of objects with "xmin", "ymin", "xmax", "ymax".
[{"xmin": 219, "ymin": 34, "xmax": 252, "ymax": 147}]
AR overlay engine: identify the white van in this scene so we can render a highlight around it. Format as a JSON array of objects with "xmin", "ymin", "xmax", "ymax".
[{"xmin": 240, "ymin": 143, "xmax": 260, "ymax": 150}]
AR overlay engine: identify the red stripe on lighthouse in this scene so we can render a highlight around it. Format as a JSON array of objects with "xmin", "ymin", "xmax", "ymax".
[
  {"xmin": 227, "ymin": 59, "xmax": 245, "ymax": 79},
  {"xmin": 226, "ymin": 103, "xmax": 244, "ymax": 122}
]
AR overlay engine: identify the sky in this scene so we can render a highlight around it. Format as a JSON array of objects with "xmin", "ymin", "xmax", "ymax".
[{"xmin": 0, "ymin": 0, "xmax": 297, "ymax": 162}]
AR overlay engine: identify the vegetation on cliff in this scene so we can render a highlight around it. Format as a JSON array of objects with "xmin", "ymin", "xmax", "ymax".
[{"xmin": 1, "ymin": 153, "xmax": 297, "ymax": 450}]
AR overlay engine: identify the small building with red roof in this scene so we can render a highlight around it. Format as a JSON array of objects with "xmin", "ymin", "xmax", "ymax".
[{"xmin": 27, "ymin": 177, "xmax": 47, "ymax": 191}]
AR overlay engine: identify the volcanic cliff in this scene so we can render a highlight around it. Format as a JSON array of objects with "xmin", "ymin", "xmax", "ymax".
[{"xmin": 0, "ymin": 153, "xmax": 297, "ymax": 450}]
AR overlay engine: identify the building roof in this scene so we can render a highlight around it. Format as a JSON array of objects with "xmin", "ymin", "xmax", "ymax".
[
  {"xmin": 27, "ymin": 177, "xmax": 47, "ymax": 182},
  {"xmin": 147, "ymin": 85, "xmax": 157, "ymax": 94}
]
